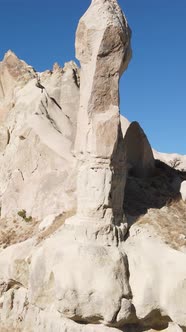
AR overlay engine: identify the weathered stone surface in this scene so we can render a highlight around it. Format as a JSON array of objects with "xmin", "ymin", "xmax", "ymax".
[
  {"xmin": 120, "ymin": 117, "xmax": 155, "ymax": 179},
  {"xmin": 0, "ymin": 50, "xmax": 36, "ymax": 98},
  {"xmin": 24, "ymin": 309, "xmax": 124, "ymax": 332},
  {"xmin": 0, "ymin": 238, "xmax": 34, "ymax": 288},
  {"xmin": 153, "ymin": 150, "xmax": 186, "ymax": 199},
  {"xmin": 0, "ymin": 43, "xmax": 156, "ymax": 224},
  {"xmin": 123, "ymin": 121, "xmax": 155, "ymax": 177},
  {"xmin": 180, "ymin": 181, "xmax": 186, "ymax": 201},
  {"xmin": 1, "ymin": 287, "xmax": 28, "ymax": 325},
  {"xmin": 29, "ymin": 230, "xmax": 132, "ymax": 326},
  {"xmin": 0, "ymin": 1, "xmax": 185, "ymax": 332},
  {"xmin": 0, "ymin": 125, "xmax": 10, "ymax": 152},
  {"xmin": 0, "ymin": 283, "xmax": 125, "ymax": 331},
  {"xmin": 64, "ymin": 221, "xmax": 128, "ymax": 246},
  {"xmin": 38, "ymin": 214, "xmax": 58, "ymax": 231},
  {"xmin": 124, "ymin": 224, "xmax": 186, "ymax": 328},
  {"xmin": 0, "ymin": 55, "xmax": 79, "ymax": 220},
  {"xmin": 71, "ymin": 0, "xmax": 131, "ymax": 227},
  {"xmin": 116, "ymin": 298, "xmax": 136, "ymax": 325}
]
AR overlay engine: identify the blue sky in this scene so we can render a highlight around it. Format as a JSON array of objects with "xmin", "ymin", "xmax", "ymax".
[{"xmin": 0, "ymin": 0, "xmax": 186, "ymax": 154}]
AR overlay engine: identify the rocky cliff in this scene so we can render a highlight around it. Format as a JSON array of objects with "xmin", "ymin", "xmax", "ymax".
[
  {"xmin": 0, "ymin": 1, "xmax": 186, "ymax": 332},
  {"xmin": 0, "ymin": 51, "xmax": 79, "ymax": 221}
]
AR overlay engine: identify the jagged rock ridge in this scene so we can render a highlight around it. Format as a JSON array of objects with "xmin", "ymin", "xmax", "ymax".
[{"xmin": 0, "ymin": 51, "xmax": 79, "ymax": 220}]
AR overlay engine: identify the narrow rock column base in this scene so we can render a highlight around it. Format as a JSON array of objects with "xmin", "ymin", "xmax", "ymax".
[{"xmin": 64, "ymin": 216, "xmax": 128, "ymax": 246}]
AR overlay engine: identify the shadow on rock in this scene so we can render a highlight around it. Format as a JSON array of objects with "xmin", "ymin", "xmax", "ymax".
[{"xmin": 123, "ymin": 159, "xmax": 186, "ymax": 225}]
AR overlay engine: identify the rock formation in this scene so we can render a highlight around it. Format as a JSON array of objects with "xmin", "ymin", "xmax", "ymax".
[
  {"xmin": 180, "ymin": 181, "xmax": 186, "ymax": 201},
  {"xmin": 0, "ymin": 52, "xmax": 79, "ymax": 220},
  {"xmin": 30, "ymin": 0, "xmax": 135, "ymax": 326},
  {"xmin": 0, "ymin": 50, "xmax": 36, "ymax": 100},
  {"xmin": 123, "ymin": 121, "xmax": 155, "ymax": 177},
  {"xmin": 67, "ymin": 0, "xmax": 131, "ymax": 234},
  {"xmin": 0, "ymin": 1, "xmax": 186, "ymax": 332}
]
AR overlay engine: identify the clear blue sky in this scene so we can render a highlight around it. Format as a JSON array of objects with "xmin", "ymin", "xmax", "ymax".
[{"xmin": 0, "ymin": 0, "xmax": 186, "ymax": 154}]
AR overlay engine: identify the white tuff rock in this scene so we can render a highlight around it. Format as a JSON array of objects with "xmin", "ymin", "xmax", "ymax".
[
  {"xmin": 71, "ymin": 0, "xmax": 131, "ymax": 228},
  {"xmin": 0, "ymin": 1, "xmax": 185, "ymax": 332},
  {"xmin": 0, "ymin": 52, "xmax": 79, "ymax": 220}
]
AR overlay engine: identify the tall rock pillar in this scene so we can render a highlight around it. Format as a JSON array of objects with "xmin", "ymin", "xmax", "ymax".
[
  {"xmin": 40, "ymin": 1, "xmax": 134, "ymax": 325},
  {"xmin": 67, "ymin": 0, "xmax": 131, "ymax": 235}
]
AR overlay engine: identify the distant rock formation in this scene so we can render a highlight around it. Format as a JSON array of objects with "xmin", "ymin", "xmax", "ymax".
[
  {"xmin": 0, "ymin": 50, "xmax": 36, "ymax": 123},
  {"xmin": 123, "ymin": 121, "xmax": 155, "ymax": 177},
  {"xmin": 0, "ymin": 49, "xmax": 155, "ymax": 222},
  {"xmin": 0, "ymin": 53, "xmax": 80, "ymax": 220},
  {"xmin": 0, "ymin": 50, "xmax": 36, "ymax": 100}
]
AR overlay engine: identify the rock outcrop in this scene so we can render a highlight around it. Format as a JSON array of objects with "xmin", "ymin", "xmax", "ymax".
[
  {"xmin": 0, "ymin": 41, "xmax": 155, "ymax": 223},
  {"xmin": 0, "ymin": 1, "xmax": 186, "ymax": 332},
  {"xmin": 0, "ymin": 50, "xmax": 36, "ymax": 98},
  {"xmin": 180, "ymin": 181, "xmax": 186, "ymax": 201},
  {"xmin": 124, "ymin": 222, "xmax": 186, "ymax": 329},
  {"xmin": 32, "ymin": 0, "xmax": 135, "ymax": 327},
  {"xmin": 123, "ymin": 121, "xmax": 155, "ymax": 177},
  {"xmin": 72, "ymin": 0, "xmax": 131, "ymax": 228},
  {"xmin": 0, "ymin": 50, "xmax": 36, "ymax": 122},
  {"xmin": 0, "ymin": 53, "xmax": 79, "ymax": 220}
]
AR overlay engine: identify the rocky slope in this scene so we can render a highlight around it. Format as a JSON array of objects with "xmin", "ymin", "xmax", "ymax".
[
  {"xmin": 0, "ymin": 1, "xmax": 186, "ymax": 332},
  {"xmin": 0, "ymin": 50, "xmax": 79, "ymax": 221}
]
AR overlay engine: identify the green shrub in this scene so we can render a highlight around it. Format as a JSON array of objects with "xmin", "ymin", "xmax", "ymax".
[
  {"xmin": 17, "ymin": 209, "xmax": 32, "ymax": 222},
  {"xmin": 18, "ymin": 209, "xmax": 26, "ymax": 219},
  {"xmin": 25, "ymin": 216, "xmax": 32, "ymax": 222}
]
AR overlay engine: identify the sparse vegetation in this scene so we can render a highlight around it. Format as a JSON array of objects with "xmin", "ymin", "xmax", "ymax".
[
  {"xmin": 169, "ymin": 157, "xmax": 182, "ymax": 169},
  {"xmin": 0, "ymin": 209, "xmax": 76, "ymax": 249},
  {"xmin": 0, "ymin": 217, "xmax": 38, "ymax": 249},
  {"xmin": 17, "ymin": 209, "xmax": 26, "ymax": 219},
  {"xmin": 137, "ymin": 199, "xmax": 186, "ymax": 250},
  {"xmin": 124, "ymin": 158, "xmax": 186, "ymax": 219},
  {"xmin": 17, "ymin": 209, "xmax": 32, "ymax": 222}
]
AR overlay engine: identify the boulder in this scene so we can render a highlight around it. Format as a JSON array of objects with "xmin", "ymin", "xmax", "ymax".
[
  {"xmin": 29, "ymin": 230, "xmax": 132, "ymax": 326},
  {"xmin": 124, "ymin": 224, "xmax": 186, "ymax": 329},
  {"xmin": 180, "ymin": 181, "xmax": 186, "ymax": 201}
]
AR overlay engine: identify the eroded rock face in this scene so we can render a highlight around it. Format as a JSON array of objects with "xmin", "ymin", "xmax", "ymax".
[
  {"xmin": 124, "ymin": 224, "xmax": 186, "ymax": 329},
  {"xmin": 180, "ymin": 181, "xmax": 186, "ymax": 201},
  {"xmin": 0, "ymin": 50, "xmax": 36, "ymax": 122},
  {"xmin": 123, "ymin": 121, "xmax": 155, "ymax": 177},
  {"xmin": 0, "ymin": 1, "xmax": 186, "ymax": 332},
  {"xmin": 29, "ymin": 232, "xmax": 132, "ymax": 326},
  {"xmin": 72, "ymin": 0, "xmax": 131, "ymax": 227},
  {"xmin": 0, "ymin": 50, "xmax": 36, "ymax": 99},
  {"xmin": 0, "ymin": 55, "xmax": 80, "ymax": 220}
]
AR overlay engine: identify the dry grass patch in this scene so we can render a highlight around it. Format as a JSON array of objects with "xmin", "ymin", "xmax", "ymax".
[
  {"xmin": 0, "ymin": 209, "xmax": 76, "ymax": 249},
  {"xmin": 0, "ymin": 327, "xmax": 22, "ymax": 332},
  {"xmin": 0, "ymin": 217, "xmax": 38, "ymax": 249},
  {"xmin": 137, "ymin": 199, "xmax": 186, "ymax": 249}
]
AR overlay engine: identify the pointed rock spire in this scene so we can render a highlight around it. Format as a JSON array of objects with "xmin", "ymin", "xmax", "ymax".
[{"xmin": 0, "ymin": 50, "xmax": 37, "ymax": 102}]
